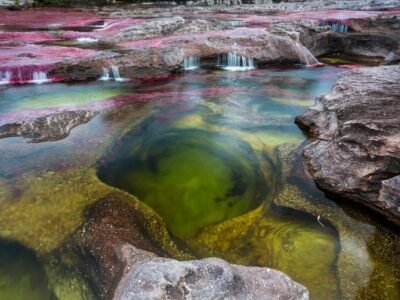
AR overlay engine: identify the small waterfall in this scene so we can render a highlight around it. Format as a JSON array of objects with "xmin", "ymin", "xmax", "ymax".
[
  {"xmin": 0, "ymin": 71, "xmax": 11, "ymax": 85},
  {"xmin": 218, "ymin": 53, "xmax": 255, "ymax": 71},
  {"xmin": 100, "ymin": 67, "xmax": 111, "ymax": 81},
  {"xmin": 99, "ymin": 66, "xmax": 127, "ymax": 82},
  {"xmin": 76, "ymin": 37, "xmax": 98, "ymax": 43},
  {"xmin": 0, "ymin": 69, "xmax": 51, "ymax": 85},
  {"xmin": 294, "ymin": 42, "xmax": 320, "ymax": 66},
  {"xmin": 31, "ymin": 71, "xmax": 49, "ymax": 84},
  {"xmin": 184, "ymin": 56, "xmax": 200, "ymax": 70},
  {"xmin": 320, "ymin": 21, "xmax": 349, "ymax": 33},
  {"xmin": 111, "ymin": 66, "xmax": 123, "ymax": 82}
]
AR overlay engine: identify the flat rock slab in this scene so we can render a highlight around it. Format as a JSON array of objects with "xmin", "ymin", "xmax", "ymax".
[
  {"xmin": 296, "ymin": 65, "xmax": 400, "ymax": 224},
  {"xmin": 0, "ymin": 110, "xmax": 97, "ymax": 143}
]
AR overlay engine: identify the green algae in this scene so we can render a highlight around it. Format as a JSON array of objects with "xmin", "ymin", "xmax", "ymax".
[
  {"xmin": 0, "ymin": 240, "xmax": 53, "ymax": 300},
  {"xmin": 274, "ymin": 145, "xmax": 400, "ymax": 300},
  {"xmin": 186, "ymin": 203, "xmax": 340, "ymax": 299},
  {"xmin": 319, "ymin": 55, "xmax": 381, "ymax": 66},
  {"xmin": 0, "ymin": 82, "xmax": 130, "ymax": 113},
  {"xmin": 0, "ymin": 100, "xmax": 190, "ymax": 299},
  {"xmin": 94, "ymin": 67, "xmax": 345, "ymax": 298},
  {"xmin": 98, "ymin": 128, "xmax": 271, "ymax": 238},
  {"xmin": 1, "ymin": 66, "xmax": 399, "ymax": 300}
]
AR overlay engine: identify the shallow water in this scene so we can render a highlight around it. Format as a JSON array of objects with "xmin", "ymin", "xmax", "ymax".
[
  {"xmin": 0, "ymin": 241, "xmax": 53, "ymax": 300},
  {"xmin": 0, "ymin": 66, "xmax": 399, "ymax": 299}
]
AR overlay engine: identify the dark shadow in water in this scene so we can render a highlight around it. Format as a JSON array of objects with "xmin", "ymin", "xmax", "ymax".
[{"xmin": 0, "ymin": 239, "xmax": 54, "ymax": 300}]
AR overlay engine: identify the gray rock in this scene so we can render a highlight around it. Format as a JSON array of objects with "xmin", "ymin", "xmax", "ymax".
[
  {"xmin": 64, "ymin": 194, "xmax": 309, "ymax": 300},
  {"xmin": 0, "ymin": 110, "xmax": 97, "ymax": 143},
  {"xmin": 378, "ymin": 176, "xmax": 400, "ymax": 211},
  {"xmin": 101, "ymin": 17, "xmax": 186, "ymax": 44},
  {"xmin": 115, "ymin": 245, "xmax": 309, "ymax": 300},
  {"xmin": 295, "ymin": 65, "xmax": 400, "ymax": 224}
]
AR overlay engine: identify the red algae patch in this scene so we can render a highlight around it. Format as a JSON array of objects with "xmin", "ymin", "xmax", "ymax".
[
  {"xmin": 119, "ymin": 28, "xmax": 268, "ymax": 50},
  {"xmin": 244, "ymin": 10, "xmax": 400, "ymax": 26},
  {"xmin": 0, "ymin": 45, "xmax": 97, "ymax": 67},
  {"xmin": 0, "ymin": 9, "xmax": 100, "ymax": 28},
  {"xmin": 58, "ymin": 18, "xmax": 146, "ymax": 40},
  {"xmin": 0, "ymin": 86, "xmax": 246, "ymax": 125},
  {"xmin": 0, "ymin": 32, "xmax": 58, "ymax": 44},
  {"xmin": 0, "ymin": 45, "xmax": 98, "ymax": 83}
]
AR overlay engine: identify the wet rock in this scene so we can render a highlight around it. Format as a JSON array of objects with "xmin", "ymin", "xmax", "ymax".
[
  {"xmin": 115, "ymin": 245, "xmax": 309, "ymax": 300},
  {"xmin": 55, "ymin": 27, "xmax": 318, "ymax": 81},
  {"xmin": 63, "ymin": 193, "xmax": 172, "ymax": 299},
  {"xmin": 270, "ymin": 16, "xmax": 400, "ymax": 63},
  {"xmin": 0, "ymin": 110, "xmax": 97, "ymax": 143},
  {"xmin": 101, "ymin": 16, "xmax": 186, "ymax": 44},
  {"xmin": 295, "ymin": 65, "xmax": 400, "ymax": 224},
  {"xmin": 64, "ymin": 192, "xmax": 309, "ymax": 300},
  {"xmin": 378, "ymin": 176, "xmax": 400, "ymax": 212},
  {"xmin": 317, "ymin": 32, "xmax": 399, "ymax": 62}
]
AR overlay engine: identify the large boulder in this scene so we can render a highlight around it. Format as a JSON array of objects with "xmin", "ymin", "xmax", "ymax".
[
  {"xmin": 63, "ymin": 193, "xmax": 309, "ymax": 299},
  {"xmin": 295, "ymin": 65, "xmax": 400, "ymax": 224},
  {"xmin": 114, "ymin": 245, "xmax": 309, "ymax": 300}
]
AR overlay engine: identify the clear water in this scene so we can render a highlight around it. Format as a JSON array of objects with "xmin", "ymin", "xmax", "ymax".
[{"xmin": 0, "ymin": 66, "xmax": 399, "ymax": 300}]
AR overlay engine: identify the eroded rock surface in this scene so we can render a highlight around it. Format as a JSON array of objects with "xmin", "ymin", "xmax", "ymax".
[
  {"xmin": 64, "ymin": 193, "xmax": 309, "ymax": 300},
  {"xmin": 0, "ymin": 110, "xmax": 97, "ymax": 142},
  {"xmin": 295, "ymin": 65, "xmax": 400, "ymax": 224},
  {"xmin": 115, "ymin": 245, "xmax": 309, "ymax": 300}
]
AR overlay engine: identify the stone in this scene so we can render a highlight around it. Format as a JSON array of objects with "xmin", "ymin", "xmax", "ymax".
[
  {"xmin": 295, "ymin": 65, "xmax": 400, "ymax": 224},
  {"xmin": 63, "ymin": 193, "xmax": 309, "ymax": 300},
  {"xmin": 115, "ymin": 245, "xmax": 309, "ymax": 300},
  {"xmin": 0, "ymin": 110, "xmax": 97, "ymax": 143},
  {"xmin": 378, "ymin": 176, "xmax": 400, "ymax": 211}
]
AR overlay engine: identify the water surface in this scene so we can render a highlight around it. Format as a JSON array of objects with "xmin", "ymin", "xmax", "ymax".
[{"xmin": 0, "ymin": 66, "xmax": 399, "ymax": 299}]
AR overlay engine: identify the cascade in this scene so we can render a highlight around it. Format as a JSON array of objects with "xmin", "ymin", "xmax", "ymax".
[
  {"xmin": 0, "ymin": 68, "xmax": 51, "ymax": 85},
  {"xmin": 218, "ymin": 53, "xmax": 255, "ymax": 71},
  {"xmin": 31, "ymin": 71, "xmax": 49, "ymax": 84},
  {"xmin": 0, "ymin": 71, "xmax": 11, "ymax": 85},
  {"xmin": 111, "ymin": 65, "xmax": 124, "ymax": 82},
  {"xmin": 100, "ymin": 67, "xmax": 111, "ymax": 81},
  {"xmin": 294, "ymin": 42, "xmax": 320, "ymax": 66},
  {"xmin": 99, "ymin": 66, "xmax": 127, "ymax": 82},
  {"xmin": 320, "ymin": 21, "xmax": 349, "ymax": 33},
  {"xmin": 183, "ymin": 56, "xmax": 200, "ymax": 70}
]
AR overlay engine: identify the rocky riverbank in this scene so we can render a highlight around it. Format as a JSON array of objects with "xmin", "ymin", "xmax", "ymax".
[
  {"xmin": 1, "ymin": 1, "xmax": 399, "ymax": 82},
  {"xmin": 296, "ymin": 65, "xmax": 400, "ymax": 225}
]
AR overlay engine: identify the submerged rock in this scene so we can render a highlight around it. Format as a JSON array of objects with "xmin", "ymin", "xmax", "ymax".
[
  {"xmin": 63, "ymin": 193, "xmax": 309, "ymax": 300},
  {"xmin": 0, "ymin": 110, "xmax": 97, "ymax": 143},
  {"xmin": 295, "ymin": 65, "xmax": 400, "ymax": 224}
]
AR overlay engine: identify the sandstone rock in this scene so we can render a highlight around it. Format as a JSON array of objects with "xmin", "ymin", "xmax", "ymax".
[
  {"xmin": 378, "ymin": 176, "xmax": 400, "ymax": 212},
  {"xmin": 64, "ymin": 193, "xmax": 309, "ymax": 300},
  {"xmin": 0, "ymin": 110, "xmax": 97, "ymax": 143},
  {"xmin": 115, "ymin": 245, "xmax": 309, "ymax": 300},
  {"xmin": 101, "ymin": 16, "xmax": 186, "ymax": 44},
  {"xmin": 57, "ymin": 28, "xmax": 317, "ymax": 81},
  {"xmin": 295, "ymin": 65, "xmax": 400, "ymax": 224}
]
